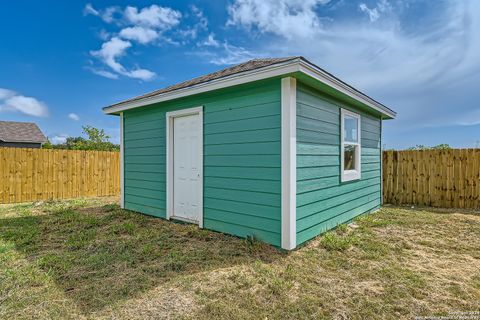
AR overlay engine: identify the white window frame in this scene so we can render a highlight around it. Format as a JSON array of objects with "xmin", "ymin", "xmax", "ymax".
[{"xmin": 340, "ymin": 109, "xmax": 361, "ymax": 182}]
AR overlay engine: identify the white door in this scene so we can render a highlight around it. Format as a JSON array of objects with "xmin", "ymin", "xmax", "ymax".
[{"xmin": 173, "ymin": 113, "xmax": 201, "ymax": 222}]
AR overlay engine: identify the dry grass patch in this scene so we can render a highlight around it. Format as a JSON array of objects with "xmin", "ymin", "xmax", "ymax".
[
  {"xmin": 181, "ymin": 207, "xmax": 480, "ymax": 320},
  {"xmin": 94, "ymin": 286, "xmax": 198, "ymax": 320},
  {"xmin": 1, "ymin": 200, "xmax": 479, "ymax": 319},
  {"xmin": 0, "ymin": 198, "xmax": 280, "ymax": 319}
]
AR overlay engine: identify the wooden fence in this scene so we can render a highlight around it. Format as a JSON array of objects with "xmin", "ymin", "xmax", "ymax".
[
  {"xmin": 0, "ymin": 147, "xmax": 120, "ymax": 204},
  {"xmin": 2, "ymin": 147, "xmax": 479, "ymax": 208},
  {"xmin": 383, "ymin": 149, "xmax": 480, "ymax": 209}
]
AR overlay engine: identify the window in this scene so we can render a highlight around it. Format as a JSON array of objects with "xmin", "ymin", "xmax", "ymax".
[{"xmin": 341, "ymin": 109, "xmax": 361, "ymax": 182}]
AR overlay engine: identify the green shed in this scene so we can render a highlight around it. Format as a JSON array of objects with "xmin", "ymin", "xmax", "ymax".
[{"xmin": 103, "ymin": 57, "xmax": 396, "ymax": 250}]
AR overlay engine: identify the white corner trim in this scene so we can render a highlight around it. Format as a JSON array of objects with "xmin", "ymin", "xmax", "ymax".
[
  {"xmin": 165, "ymin": 106, "xmax": 204, "ymax": 228},
  {"xmin": 120, "ymin": 112, "xmax": 125, "ymax": 209},
  {"xmin": 380, "ymin": 118, "xmax": 383, "ymax": 205},
  {"xmin": 103, "ymin": 59, "xmax": 396, "ymax": 119},
  {"xmin": 281, "ymin": 77, "xmax": 297, "ymax": 250},
  {"xmin": 340, "ymin": 108, "xmax": 362, "ymax": 182}
]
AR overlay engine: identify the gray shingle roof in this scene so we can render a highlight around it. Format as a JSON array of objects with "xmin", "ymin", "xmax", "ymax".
[
  {"xmin": 0, "ymin": 121, "xmax": 47, "ymax": 143},
  {"xmin": 108, "ymin": 57, "xmax": 300, "ymax": 108},
  {"xmin": 104, "ymin": 56, "xmax": 395, "ymax": 118}
]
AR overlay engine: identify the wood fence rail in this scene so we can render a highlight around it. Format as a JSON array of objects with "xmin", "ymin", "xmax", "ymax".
[
  {"xmin": 0, "ymin": 147, "xmax": 120, "ymax": 204},
  {"xmin": 382, "ymin": 149, "xmax": 480, "ymax": 209}
]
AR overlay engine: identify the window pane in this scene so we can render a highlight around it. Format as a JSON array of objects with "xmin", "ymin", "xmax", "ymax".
[
  {"xmin": 344, "ymin": 115, "xmax": 358, "ymax": 143},
  {"xmin": 344, "ymin": 144, "xmax": 356, "ymax": 171}
]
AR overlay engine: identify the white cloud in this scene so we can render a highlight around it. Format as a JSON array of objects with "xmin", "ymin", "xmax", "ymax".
[
  {"xmin": 82, "ymin": 1, "xmax": 480, "ymax": 147},
  {"xmin": 83, "ymin": 3, "xmax": 120, "ymax": 23},
  {"xmin": 68, "ymin": 113, "xmax": 80, "ymax": 121},
  {"xmin": 98, "ymin": 29, "xmax": 111, "ymax": 41},
  {"xmin": 0, "ymin": 89, "xmax": 48, "ymax": 117},
  {"xmin": 227, "ymin": 0, "xmax": 331, "ymax": 39},
  {"xmin": 119, "ymin": 26, "xmax": 159, "ymax": 44},
  {"xmin": 191, "ymin": 5, "xmax": 208, "ymax": 28},
  {"xmin": 87, "ymin": 67, "xmax": 119, "ymax": 79},
  {"xmin": 0, "ymin": 88, "xmax": 16, "ymax": 100},
  {"xmin": 203, "ymin": 42, "xmax": 259, "ymax": 65},
  {"xmin": 125, "ymin": 68, "xmax": 156, "ymax": 81},
  {"xmin": 359, "ymin": 4, "xmax": 379, "ymax": 22},
  {"xmin": 102, "ymin": 7, "xmax": 120, "ymax": 24},
  {"xmin": 201, "ymin": 33, "xmax": 220, "ymax": 47},
  {"xmin": 90, "ymin": 37, "xmax": 156, "ymax": 81},
  {"xmin": 225, "ymin": 0, "xmax": 480, "ymax": 134},
  {"xmin": 180, "ymin": 5, "xmax": 208, "ymax": 40},
  {"xmin": 90, "ymin": 37, "xmax": 131, "ymax": 73},
  {"xmin": 50, "ymin": 134, "xmax": 69, "ymax": 144},
  {"xmin": 87, "ymin": 4, "xmax": 183, "ymax": 80},
  {"xmin": 83, "ymin": 3, "xmax": 99, "ymax": 16},
  {"xmin": 124, "ymin": 5, "xmax": 181, "ymax": 29},
  {"xmin": 359, "ymin": 0, "xmax": 391, "ymax": 22},
  {"xmin": 453, "ymin": 108, "xmax": 480, "ymax": 126},
  {"xmin": 171, "ymin": 6, "xmax": 209, "ymax": 43}
]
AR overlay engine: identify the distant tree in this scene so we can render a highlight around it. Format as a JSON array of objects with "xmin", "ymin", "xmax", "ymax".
[
  {"xmin": 42, "ymin": 140, "xmax": 53, "ymax": 149},
  {"xmin": 431, "ymin": 144, "xmax": 451, "ymax": 150},
  {"xmin": 48, "ymin": 126, "xmax": 119, "ymax": 151},
  {"xmin": 407, "ymin": 145, "xmax": 428, "ymax": 150},
  {"xmin": 53, "ymin": 136, "xmax": 87, "ymax": 150},
  {"xmin": 407, "ymin": 144, "xmax": 451, "ymax": 150},
  {"xmin": 73, "ymin": 126, "xmax": 119, "ymax": 151}
]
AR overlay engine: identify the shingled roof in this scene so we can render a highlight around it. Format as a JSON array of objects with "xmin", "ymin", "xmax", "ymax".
[
  {"xmin": 104, "ymin": 56, "xmax": 396, "ymax": 118},
  {"xmin": 108, "ymin": 57, "xmax": 299, "ymax": 108},
  {"xmin": 0, "ymin": 121, "xmax": 47, "ymax": 143}
]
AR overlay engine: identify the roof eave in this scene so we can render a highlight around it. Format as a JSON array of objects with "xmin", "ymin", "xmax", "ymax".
[
  {"xmin": 1, "ymin": 141, "xmax": 45, "ymax": 144},
  {"xmin": 297, "ymin": 60, "xmax": 396, "ymax": 119},
  {"xmin": 103, "ymin": 58, "xmax": 396, "ymax": 119},
  {"xmin": 102, "ymin": 58, "xmax": 302, "ymax": 115},
  {"xmin": 0, "ymin": 139, "xmax": 46, "ymax": 144}
]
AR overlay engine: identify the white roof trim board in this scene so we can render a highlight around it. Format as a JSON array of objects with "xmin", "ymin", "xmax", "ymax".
[{"xmin": 103, "ymin": 57, "xmax": 396, "ymax": 119}]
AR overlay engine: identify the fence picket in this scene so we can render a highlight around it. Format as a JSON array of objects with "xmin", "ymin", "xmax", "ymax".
[
  {"xmin": 0, "ymin": 147, "xmax": 120, "ymax": 204},
  {"xmin": 383, "ymin": 149, "xmax": 480, "ymax": 209},
  {"xmin": 1, "ymin": 146, "xmax": 478, "ymax": 208}
]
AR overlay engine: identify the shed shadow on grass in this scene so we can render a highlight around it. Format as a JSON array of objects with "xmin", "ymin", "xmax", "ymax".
[{"xmin": 0, "ymin": 201, "xmax": 284, "ymax": 315}]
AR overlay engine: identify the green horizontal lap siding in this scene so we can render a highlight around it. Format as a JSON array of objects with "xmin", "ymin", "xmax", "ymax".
[
  {"xmin": 123, "ymin": 78, "xmax": 282, "ymax": 246},
  {"xmin": 296, "ymin": 82, "xmax": 382, "ymax": 245},
  {"xmin": 123, "ymin": 105, "xmax": 166, "ymax": 218}
]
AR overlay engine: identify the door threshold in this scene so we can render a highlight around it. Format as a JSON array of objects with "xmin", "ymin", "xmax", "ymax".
[{"xmin": 170, "ymin": 216, "xmax": 199, "ymax": 225}]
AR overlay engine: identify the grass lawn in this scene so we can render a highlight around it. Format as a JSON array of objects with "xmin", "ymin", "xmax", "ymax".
[{"xmin": 0, "ymin": 198, "xmax": 479, "ymax": 319}]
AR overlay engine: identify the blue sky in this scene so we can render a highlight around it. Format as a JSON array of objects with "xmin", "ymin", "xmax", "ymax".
[{"xmin": 1, "ymin": 0, "xmax": 479, "ymax": 149}]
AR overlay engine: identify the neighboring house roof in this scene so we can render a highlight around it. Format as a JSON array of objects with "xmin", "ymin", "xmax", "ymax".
[
  {"xmin": 103, "ymin": 56, "xmax": 396, "ymax": 119},
  {"xmin": 0, "ymin": 121, "xmax": 47, "ymax": 144}
]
